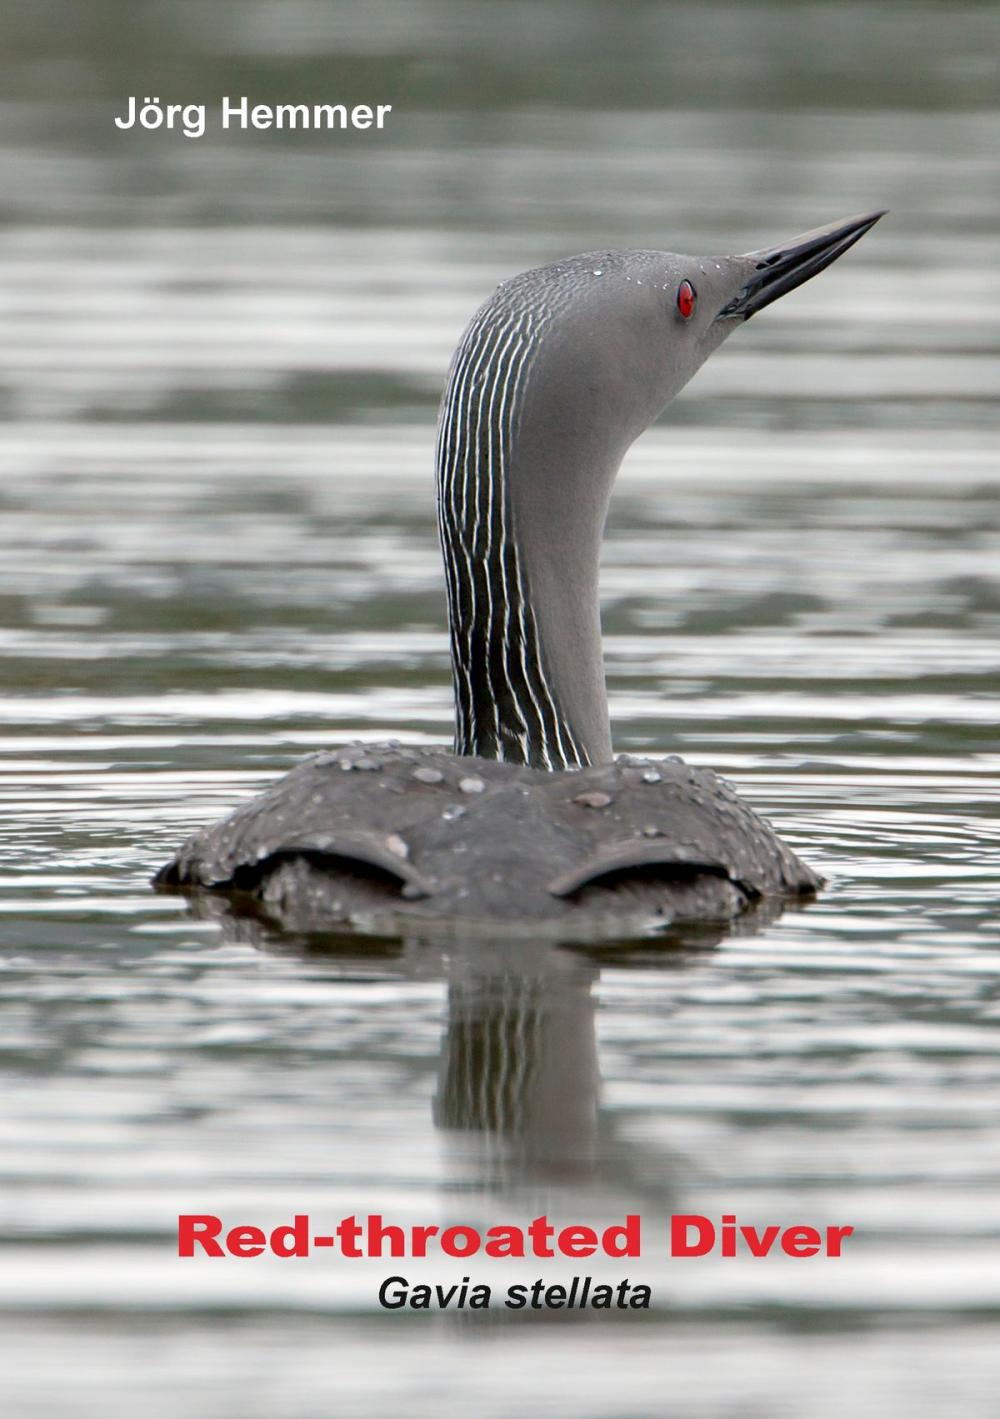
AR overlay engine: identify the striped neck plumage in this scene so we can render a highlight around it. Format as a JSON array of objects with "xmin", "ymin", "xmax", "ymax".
[{"xmin": 435, "ymin": 291, "xmax": 599, "ymax": 772}]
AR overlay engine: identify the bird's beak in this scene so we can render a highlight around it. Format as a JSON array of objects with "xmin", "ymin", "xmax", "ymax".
[{"xmin": 715, "ymin": 209, "xmax": 886, "ymax": 321}]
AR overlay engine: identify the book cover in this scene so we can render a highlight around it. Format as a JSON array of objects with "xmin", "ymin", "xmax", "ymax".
[{"xmin": 2, "ymin": 3, "xmax": 997, "ymax": 1415}]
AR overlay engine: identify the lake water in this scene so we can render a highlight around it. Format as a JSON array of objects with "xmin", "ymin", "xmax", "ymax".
[{"xmin": 1, "ymin": 2, "xmax": 999, "ymax": 1414}]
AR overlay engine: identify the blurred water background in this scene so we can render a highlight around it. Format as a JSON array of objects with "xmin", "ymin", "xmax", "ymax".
[{"xmin": 1, "ymin": 1, "xmax": 999, "ymax": 1415}]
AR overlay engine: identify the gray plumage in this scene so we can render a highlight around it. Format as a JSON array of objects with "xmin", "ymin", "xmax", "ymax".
[
  {"xmin": 156, "ymin": 743, "xmax": 819, "ymax": 937},
  {"xmin": 156, "ymin": 212, "xmax": 885, "ymax": 936}
]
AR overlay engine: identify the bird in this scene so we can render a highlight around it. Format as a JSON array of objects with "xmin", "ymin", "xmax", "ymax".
[{"xmin": 155, "ymin": 210, "xmax": 885, "ymax": 938}]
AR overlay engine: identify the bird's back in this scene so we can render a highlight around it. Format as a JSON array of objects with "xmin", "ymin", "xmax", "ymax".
[{"xmin": 155, "ymin": 744, "xmax": 821, "ymax": 938}]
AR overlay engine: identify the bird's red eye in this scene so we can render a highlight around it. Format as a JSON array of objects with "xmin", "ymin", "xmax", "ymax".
[{"xmin": 677, "ymin": 279, "xmax": 697, "ymax": 320}]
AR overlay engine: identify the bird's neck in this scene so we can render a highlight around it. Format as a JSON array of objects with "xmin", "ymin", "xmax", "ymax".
[
  {"xmin": 437, "ymin": 500, "xmax": 608, "ymax": 771},
  {"xmin": 435, "ymin": 301, "xmax": 612, "ymax": 771}
]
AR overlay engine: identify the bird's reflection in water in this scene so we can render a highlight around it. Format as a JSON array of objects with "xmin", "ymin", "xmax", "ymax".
[
  {"xmin": 433, "ymin": 940, "xmax": 601, "ymax": 1182},
  {"xmin": 183, "ymin": 889, "xmax": 786, "ymax": 1190}
]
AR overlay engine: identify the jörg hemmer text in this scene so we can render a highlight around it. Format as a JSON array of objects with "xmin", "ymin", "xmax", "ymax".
[{"xmin": 114, "ymin": 96, "xmax": 393, "ymax": 140}]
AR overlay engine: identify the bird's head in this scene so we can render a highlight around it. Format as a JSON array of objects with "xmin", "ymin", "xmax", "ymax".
[{"xmin": 510, "ymin": 210, "xmax": 886, "ymax": 450}]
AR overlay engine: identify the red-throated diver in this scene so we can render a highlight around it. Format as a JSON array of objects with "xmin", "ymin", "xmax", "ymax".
[{"xmin": 156, "ymin": 211, "xmax": 885, "ymax": 936}]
